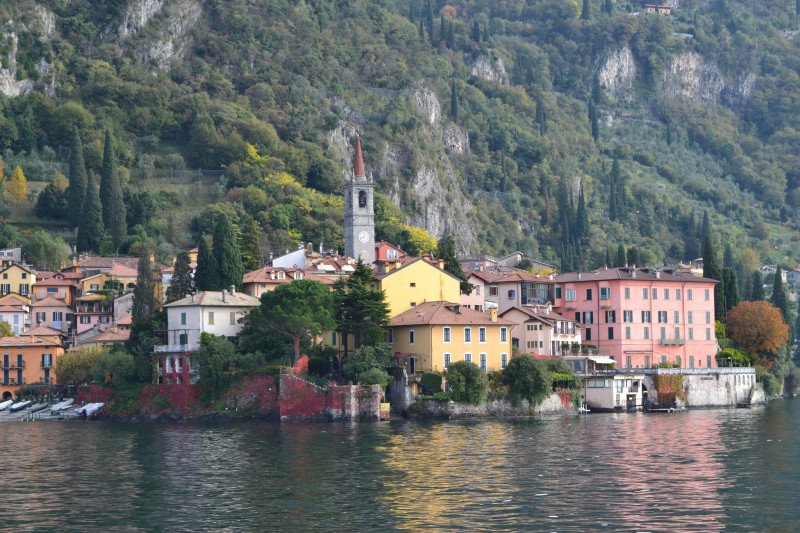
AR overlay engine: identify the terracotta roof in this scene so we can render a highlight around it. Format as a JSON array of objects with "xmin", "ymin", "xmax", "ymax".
[
  {"xmin": 31, "ymin": 296, "xmax": 70, "ymax": 308},
  {"xmin": 164, "ymin": 290, "xmax": 261, "ymax": 308},
  {"xmin": 374, "ymin": 257, "xmax": 462, "ymax": 283},
  {"xmin": 555, "ymin": 267, "xmax": 718, "ymax": 284},
  {"xmin": 0, "ymin": 305, "xmax": 25, "ymax": 313},
  {"xmin": 0, "ymin": 335, "xmax": 62, "ymax": 347},
  {"xmin": 353, "ymin": 136, "xmax": 366, "ymax": 177},
  {"xmin": 25, "ymin": 325, "xmax": 62, "ymax": 337},
  {"xmin": 500, "ymin": 306, "xmax": 578, "ymax": 325},
  {"xmin": 73, "ymin": 256, "xmax": 162, "ymax": 272},
  {"xmin": 34, "ymin": 277, "xmax": 75, "ymax": 287},
  {"xmin": 466, "ymin": 268, "xmax": 553, "ymax": 284},
  {"xmin": 0, "ymin": 262, "xmax": 32, "ymax": 274},
  {"xmin": 243, "ymin": 266, "xmax": 305, "ymax": 284},
  {"xmin": 0, "ymin": 296, "xmax": 29, "ymax": 307},
  {"xmin": 389, "ymin": 301, "xmax": 514, "ymax": 326},
  {"xmin": 84, "ymin": 328, "xmax": 131, "ymax": 344},
  {"xmin": 106, "ymin": 262, "xmax": 139, "ymax": 277},
  {"xmin": 116, "ymin": 315, "xmax": 133, "ymax": 325}
]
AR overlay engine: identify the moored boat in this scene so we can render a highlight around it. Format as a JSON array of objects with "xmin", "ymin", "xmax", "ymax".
[
  {"xmin": 50, "ymin": 399, "xmax": 74, "ymax": 412},
  {"xmin": 29, "ymin": 403, "xmax": 48, "ymax": 413},
  {"xmin": 0, "ymin": 399, "xmax": 13, "ymax": 411},
  {"xmin": 10, "ymin": 400, "xmax": 32, "ymax": 412}
]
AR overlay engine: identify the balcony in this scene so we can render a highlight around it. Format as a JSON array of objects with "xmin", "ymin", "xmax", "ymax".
[
  {"xmin": 659, "ymin": 338, "xmax": 686, "ymax": 346},
  {"xmin": 2, "ymin": 362, "xmax": 25, "ymax": 369},
  {"xmin": 1, "ymin": 379, "xmax": 26, "ymax": 386},
  {"xmin": 154, "ymin": 344, "xmax": 193, "ymax": 354},
  {"xmin": 41, "ymin": 362, "xmax": 52, "ymax": 369}
]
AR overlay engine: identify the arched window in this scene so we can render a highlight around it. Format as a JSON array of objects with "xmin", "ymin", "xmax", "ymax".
[{"xmin": 358, "ymin": 190, "xmax": 367, "ymax": 208}]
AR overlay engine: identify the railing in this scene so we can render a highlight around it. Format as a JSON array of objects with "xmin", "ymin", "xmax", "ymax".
[
  {"xmin": 153, "ymin": 344, "xmax": 192, "ymax": 353},
  {"xmin": 2, "ymin": 362, "xmax": 25, "ymax": 369},
  {"xmin": 42, "ymin": 362, "xmax": 52, "ymax": 369},
  {"xmin": 1, "ymin": 380, "xmax": 26, "ymax": 386},
  {"xmin": 659, "ymin": 338, "xmax": 686, "ymax": 346}
]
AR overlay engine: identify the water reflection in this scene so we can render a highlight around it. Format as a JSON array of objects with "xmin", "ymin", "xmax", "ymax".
[{"xmin": 0, "ymin": 404, "xmax": 798, "ymax": 530}]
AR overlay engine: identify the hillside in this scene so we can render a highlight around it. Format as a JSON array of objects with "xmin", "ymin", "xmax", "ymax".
[{"xmin": 1, "ymin": 0, "xmax": 800, "ymax": 283}]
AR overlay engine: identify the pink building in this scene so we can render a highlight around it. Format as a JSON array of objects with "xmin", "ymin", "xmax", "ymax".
[
  {"xmin": 553, "ymin": 267, "xmax": 718, "ymax": 369},
  {"xmin": 74, "ymin": 294, "xmax": 113, "ymax": 336}
]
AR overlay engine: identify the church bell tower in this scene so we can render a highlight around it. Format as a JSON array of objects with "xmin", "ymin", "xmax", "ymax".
[{"xmin": 344, "ymin": 137, "xmax": 375, "ymax": 263}]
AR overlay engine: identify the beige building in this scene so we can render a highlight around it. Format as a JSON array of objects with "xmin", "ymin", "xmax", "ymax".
[
  {"xmin": 499, "ymin": 304, "xmax": 581, "ymax": 357},
  {"xmin": 31, "ymin": 296, "xmax": 73, "ymax": 335}
]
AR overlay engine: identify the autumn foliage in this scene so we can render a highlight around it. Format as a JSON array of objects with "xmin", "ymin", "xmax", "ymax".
[{"xmin": 726, "ymin": 301, "xmax": 788, "ymax": 356}]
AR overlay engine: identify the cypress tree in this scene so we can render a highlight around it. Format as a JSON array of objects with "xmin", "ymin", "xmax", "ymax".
[
  {"xmin": 427, "ymin": 0, "xmax": 434, "ymax": 43},
  {"xmin": 450, "ymin": 76, "xmax": 458, "ymax": 119},
  {"xmin": 750, "ymin": 271, "xmax": 765, "ymax": 301},
  {"xmin": 588, "ymin": 100, "xmax": 599, "ymax": 141},
  {"xmin": 628, "ymin": 247, "xmax": 640, "ymax": 267},
  {"xmin": 482, "ymin": 25, "xmax": 489, "ymax": 42},
  {"xmin": 409, "ymin": 0, "xmax": 414, "ymax": 22},
  {"xmin": 76, "ymin": 173, "xmax": 104, "ymax": 253},
  {"xmin": 439, "ymin": 15, "xmax": 446, "ymax": 45},
  {"xmin": 604, "ymin": 247, "xmax": 612, "ymax": 268},
  {"xmin": 535, "ymin": 95, "xmax": 547, "ymax": 135},
  {"xmin": 418, "ymin": 19, "xmax": 424, "ymax": 40},
  {"xmin": 99, "ymin": 129, "xmax": 114, "ymax": 226},
  {"xmin": 194, "ymin": 235, "xmax": 217, "ymax": 292},
  {"xmin": 771, "ymin": 266, "xmax": 790, "ymax": 325},
  {"xmin": 609, "ymin": 158, "xmax": 620, "ymax": 221},
  {"xmin": 581, "ymin": 0, "xmax": 591, "ymax": 20},
  {"xmin": 67, "ymin": 126, "xmax": 87, "ymax": 228},
  {"xmin": 447, "ymin": 21, "xmax": 455, "ymax": 49},
  {"xmin": 576, "ymin": 182, "xmax": 588, "ymax": 241},
  {"xmin": 616, "ymin": 244, "xmax": 627, "ymax": 268},
  {"xmin": 132, "ymin": 250, "xmax": 156, "ymax": 323},
  {"xmin": 702, "ymin": 236, "xmax": 725, "ymax": 321},
  {"xmin": 472, "ymin": 20, "xmax": 480, "ymax": 42},
  {"xmin": 107, "ymin": 167, "xmax": 127, "ymax": 250},
  {"xmin": 723, "ymin": 244, "xmax": 734, "ymax": 268},
  {"xmin": 437, "ymin": 235, "xmax": 472, "ymax": 294},
  {"xmin": 166, "ymin": 251, "xmax": 194, "ymax": 303},
  {"xmin": 213, "ymin": 213, "xmax": 244, "ymax": 291},
  {"xmin": 239, "ymin": 218, "xmax": 263, "ymax": 272},
  {"xmin": 603, "ymin": 0, "xmax": 613, "ymax": 14},
  {"xmin": 700, "ymin": 211, "xmax": 711, "ymax": 244}
]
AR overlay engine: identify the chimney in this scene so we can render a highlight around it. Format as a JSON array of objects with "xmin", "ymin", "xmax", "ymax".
[
  {"xmin": 353, "ymin": 136, "xmax": 366, "ymax": 178},
  {"xmin": 222, "ymin": 290, "xmax": 227, "ymax": 303},
  {"xmin": 490, "ymin": 308, "xmax": 498, "ymax": 322},
  {"xmin": 306, "ymin": 242, "xmax": 313, "ymax": 254},
  {"xmin": 577, "ymin": 272, "xmax": 582, "ymax": 280},
  {"xmin": 229, "ymin": 285, "xmax": 236, "ymax": 295},
  {"xmin": 437, "ymin": 259, "xmax": 445, "ymax": 270},
  {"xmin": 191, "ymin": 293, "xmax": 195, "ymax": 303},
  {"xmin": 656, "ymin": 271, "xmax": 661, "ymax": 279}
]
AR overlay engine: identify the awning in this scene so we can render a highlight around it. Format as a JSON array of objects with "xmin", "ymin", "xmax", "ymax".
[{"xmin": 588, "ymin": 356, "xmax": 616, "ymax": 365}]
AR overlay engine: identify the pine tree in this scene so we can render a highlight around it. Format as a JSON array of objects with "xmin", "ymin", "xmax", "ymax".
[
  {"xmin": 132, "ymin": 249, "xmax": 156, "ymax": 323},
  {"xmin": 472, "ymin": 20, "xmax": 480, "ymax": 42},
  {"xmin": 751, "ymin": 271, "xmax": 765, "ymax": 301},
  {"xmin": 194, "ymin": 235, "xmax": 217, "ymax": 292},
  {"xmin": 213, "ymin": 212, "xmax": 244, "ymax": 291},
  {"xmin": 581, "ymin": 0, "xmax": 591, "ymax": 20},
  {"xmin": 450, "ymin": 76, "xmax": 458, "ymax": 119},
  {"xmin": 100, "ymin": 129, "xmax": 114, "ymax": 226},
  {"xmin": 437, "ymin": 235, "xmax": 472, "ymax": 294},
  {"xmin": 8, "ymin": 166, "xmax": 28, "ymax": 206},
  {"xmin": 616, "ymin": 244, "xmax": 627, "ymax": 268},
  {"xmin": 166, "ymin": 251, "xmax": 194, "ymax": 303},
  {"xmin": 67, "ymin": 126, "xmax": 87, "ymax": 227},
  {"xmin": 337, "ymin": 259, "xmax": 391, "ymax": 351},
  {"xmin": 588, "ymin": 100, "xmax": 599, "ymax": 141},
  {"xmin": 239, "ymin": 218, "xmax": 263, "ymax": 272},
  {"xmin": 702, "ymin": 236, "xmax": 725, "ymax": 321},
  {"xmin": 76, "ymin": 173, "xmax": 104, "ymax": 253},
  {"xmin": 771, "ymin": 266, "xmax": 790, "ymax": 325},
  {"xmin": 722, "ymin": 267, "xmax": 740, "ymax": 314}
]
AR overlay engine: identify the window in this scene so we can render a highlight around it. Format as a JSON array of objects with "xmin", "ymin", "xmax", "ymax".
[
  {"xmin": 475, "ymin": 285, "xmax": 480, "ymax": 296},
  {"xmin": 409, "ymin": 330, "xmax": 415, "ymax": 344},
  {"xmin": 689, "ymin": 356, "xmax": 695, "ymax": 369},
  {"xmin": 409, "ymin": 282, "xmax": 416, "ymax": 288},
  {"xmin": 489, "ymin": 286, "xmax": 498, "ymax": 296},
  {"xmin": 332, "ymin": 331, "xmax": 338, "ymax": 345},
  {"xmin": 587, "ymin": 379, "xmax": 611, "ymax": 388},
  {"xmin": 19, "ymin": 284, "xmax": 28, "ymax": 295},
  {"xmin": 388, "ymin": 329, "xmax": 393, "ymax": 343},
  {"xmin": 501, "ymin": 353, "xmax": 508, "ymax": 368},
  {"xmin": 624, "ymin": 287, "xmax": 631, "ymax": 299},
  {"xmin": 500, "ymin": 327, "xmax": 508, "ymax": 342},
  {"xmin": 664, "ymin": 288, "xmax": 669, "ymax": 300},
  {"xmin": 674, "ymin": 311, "xmax": 680, "ymax": 324},
  {"xmin": 480, "ymin": 353, "xmax": 487, "ymax": 372},
  {"xmin": 643, "ymin": 288, "xmax": 649, "ymax": 299},
  {"xmin": 575, "ymin": 312, "xmax": 581, "ymax": 323},
  {"xmin": 35, "ymin": 312, "xmax": 45, "ymax": 323},
  {"xmin": 477, "ymin": 327, "xmax": 486, "ymax": 343},
  {"xmin": 583, "ymin": 311, "xmax": 594, "ymax": 324},
  {"xmin": 676, "ymin": 355, "xmax": 681, "ymax": 367},
  {"xmin": 52, "ymin": 312, "xmax": 63, "ymax": 321},
  {"xmin": 688, "ymin": 289, "xmax": 693, "ymax": 300},
  {"xmin": 80, "ymin": 316, "xmax": 90, "ymax": 324},
  {"xmin": 689, "ymin": 328, "xmax": 694, "ymax": 340},
  {"xmin": 705, "ymin": 311, "xmax": 711, "ymax": 324},
  {"xmin": 230, "ymin": 312, "xmax": 236, "ymax": 325},
  {"xmin": 652, "ymin": 288, "xmax": 658, "ymax": 299},
  {"xmin": 586, "ymin": 289, "xmax": 593, "ymax": 301},
  {"xmin": 507, "ymin": 289, "xmax": 516, "ymax": 299},
  {"xmin": 644, "ymin": 356, "xmax": 651, "ymax": 368},
  {"xmin": 410, "ymin": 302, "xmax": 416, "ymax": 307},
  {"xmin": 90, "ymin": 284, "xmax": 99, "ymax": 290},
  {"xmin": 705, "ymin": 289, "xmax": 710, "ymax": 301},
  {"xmin": 676, "ymin": 289, "xmax": 681, "ymax": 300},
  {"xmin": 555, "ymin": 287, "xmax": 562, "ymax": 299},
  {"xmin": 21, "ymin": 273, "xmax": 26, "ymax": 279},
  {"xmin": 464, "ymin": 328, "xmax": 471, "ymax": 343},
  {"xmin": 444, "ymin": 353, "xmax": 451, "ymax": 368},
  {"xmin": 688, "ymin": 311, "xmax": 693, "ymax": 324},
  {"xmin": 0, "ymin": 284, "xmax": 9, "ymax": 294},
  {"xmin": 180, "ymin": 312, "xmax": 187, "ymax": 325},
  {"xmin": 2, "ymin": 273, "xmax": 5, "ymax": 279},
  {"xmin": 608, "ymin": 327, "xmax": 614, "ymax": 340},
  {"xmin": 661, "ymin": 356, "xmax": 667, "ymax": 365},
  {"xmin": 99, "ymin": 316, "xmax": 110, "ymax": 324},
  {"xmin": 674, "ymin": 327, "xmax": 680, "ymax": 339},
  {"xmin": 707, "ymin": 355, "xmax": 712, "ymax": 368},
  {"xmin": 658, "ymin": 311, "xmax": 668, "ymax": 323},
  {"xmin": 600, "ymin": 287, "xmax": 610, "ymax": 300},
  {"xmin": 660, "ymin": 327, "xmax": 666, "ymax": 339},
  {"xmin": 605, "ymin": 310, "xmax": 616, "ymax": 323},
  {"xmin": 464, "ymin": 353, "xmax": 472, "ymax": 363},
  {"xmin": 208, "ymin": 312, "xmax": 215, "ymax": 325},
  {"xmin": 642, "ymin": 311, "xmax": 651, "ymax": 323},
  {"xmin": 565, "ymin": 289, "xmax": 576, "ymax": 301},
  {"xmin": 443, "ymin": 327, "xmax": 451, "ymax": 343},
  {"xmin": 585, "ymin": 328, "xmax": 592, "ymax": 341},
  {"xmin": 625, "ymin": 356, "xmax": 632, "ymax": 369},
  {"xmin": 623, "ymin": 310, "xmax": 633, "ymax": 323},
  {"xmin": 625, "ymin": 326, "xmax": 631, "ymax": 340},
  {"xmin": 706, "ymin": 328, "xmax": 711, "ymax": 340}
]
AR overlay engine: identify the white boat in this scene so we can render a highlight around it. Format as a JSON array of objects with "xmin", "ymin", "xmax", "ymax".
[
  {"xmin": 0, "ymin": 399, "xmax": 13, "ymax": 411},
  {"xmin": 50, "ymin": 399, "xmax": 74, "ymax": 412},
  {"xmin": 76, "ymin": 403, "xmax": 105, "ymax": 418},
  {"xmin": 29, "ymin": 403, "xmax": 48, "ymax": 413},
  {"xmin": 10, "ymin": 400, "xmax": 31, "ymax": 412}
]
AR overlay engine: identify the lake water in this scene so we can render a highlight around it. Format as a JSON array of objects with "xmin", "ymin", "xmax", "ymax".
[{"xmin": 1, "ymin": 401, "xmax": 798, "ymax": 531}]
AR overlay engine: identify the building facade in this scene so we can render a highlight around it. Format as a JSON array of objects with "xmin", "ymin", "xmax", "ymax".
[
  {"xmin": 374, "ymin": 257, "xmax": 462, "ymax": 318},
  {"xmin": 500, "ymin": 304, "xmax": 581, "ymax": 357},
  {"xmin": 0, "ymin": 335, "xmax": 64, "ymax": 400},
  {"xmin": 553, "ymin": 267, "xmax": 718, "ymax": 369}
]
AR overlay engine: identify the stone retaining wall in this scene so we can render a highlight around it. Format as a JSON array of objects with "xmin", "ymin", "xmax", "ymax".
[{"xmin": 408, "ymin": 393, "xmax": 575, "ymax": 420}]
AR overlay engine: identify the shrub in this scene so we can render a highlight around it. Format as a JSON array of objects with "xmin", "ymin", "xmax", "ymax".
[
  {"xmin": 446, "ymin": 361, "xmax": 488, "ymax": 405},
  {"xmin": 420, "ymin": 371, "xmax": 443, "ymax": 393},
  {"xmin": 502, "ymin": 356, "xmax": 552, "ymax": 407},
  {"xmin": 343, "ymin": 343, "xmax": 392, "ymax": 382},
  {"xmin": 308, "ymin": 356, "xmax": 331, "ymax": 377},
  {"xmin": 715, "ymin": 320, "xmax": 727, "ymax": 339},
  {"xmin": 716, "ymin": 347, "xmax": 752, "ymax": 367},
  {"xmin": 92, "ymin": 351, "xmax": 136, "ymax": 387},
  {"xmin": 756, "ymin": 367, "xmax": 782, "ymax": 397},
  {"xmin": 359, "ymin": 368, "xmax": 390, "ymax": 388}
]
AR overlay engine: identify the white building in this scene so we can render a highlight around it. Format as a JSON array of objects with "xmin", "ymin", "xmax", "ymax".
[
  {"xmin": 0, "ymin": 303, "xmax": 29, "ymax": 335},
  {"xmin": 153, "ymin": 288, "xmax": 260, "ymax": 384},
  {"xmin": 499, "ymin": 304, "xmax": 581, "ymax": 356}
]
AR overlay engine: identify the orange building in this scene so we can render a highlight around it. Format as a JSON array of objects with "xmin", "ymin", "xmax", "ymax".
[{"xmin": 0, "ymin": 335, "xmax": 65, "ymax": 400}]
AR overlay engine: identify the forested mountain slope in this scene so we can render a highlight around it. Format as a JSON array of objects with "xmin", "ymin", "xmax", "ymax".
[{"xmin": 1, "ymin": 0, "xmax": 799, "ymax": 275}]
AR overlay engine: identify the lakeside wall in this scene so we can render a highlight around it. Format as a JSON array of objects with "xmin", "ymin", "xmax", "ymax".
[
  {"xmin": 408, "ymin": 393, "xmax": 575, "ymax": 420},
  {"xmin": 279, "ymin": 369, "xmax": 386, "ymax": 421},
  {"xmin": 643, "ymin": 368, "xmax": 763, "ymax": 407}
]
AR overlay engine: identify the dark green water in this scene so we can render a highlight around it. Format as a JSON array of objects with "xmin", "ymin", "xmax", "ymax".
[{"xmin": 0, "ymin": 401, "xmax": 798, "ymax": 531}]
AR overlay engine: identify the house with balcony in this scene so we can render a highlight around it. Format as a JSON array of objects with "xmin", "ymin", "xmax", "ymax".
[
  {"xmin": 32, "ymin": 272, "xmax": 79, "ymax": 305},
  {"xmin": 499, "ymin": 304, "xmax": 581, "ymax": 357},
  {"xmin": 564, "ymin": 354, "xmax": 645, "ymax": 411},
  {"xmin": 242, "ymin": 266, "xmax": 308, "ymax": 298},
  {"xmin": 74, "ymin": 293, "xmax": 114, "ymax": 336},
  {"xmin": 0, "ymin": 262, "xmax": 35, "ymax": 302},
  {"xmin": 553, "ymin": 267, "xmax": 718, "ymax": 369},
  {"xmin": 463, "ymin": 269, "xmax": 555, "ymax": 314},
  {"xmin": 0, "ymin": 335, "xmax": 64, "ymax": 400},
  {"xmin": 31, "ymin": 296, "xmax": 73, "ymax": 336},
  {"xmin": 154, "ymin": 288, "xmax": 260, "ymax": 384}
]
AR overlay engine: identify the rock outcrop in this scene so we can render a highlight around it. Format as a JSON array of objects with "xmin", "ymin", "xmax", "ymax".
[
  {"xmin": 471, "ymin": 55, "xmax": 508, "ymax": 84},
  {"xmin": 0, "ymin": 32, "xmax": 34, "ymax": 97},
  {"xmin": 598, "ymin": 47, "xmax": 637, "ymax": 102},
  {"xmin": 142, "ymin": 0, "xmax": 202, "ymax": 71},
  {"xmin": 118, "ymin": 0, "xmax": 165, "ymax": 40}
]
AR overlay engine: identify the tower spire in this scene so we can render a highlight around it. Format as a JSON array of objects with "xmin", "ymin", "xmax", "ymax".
[{"xmin": 353, "ymin": 136, "xmax": 366, "ymax": 178}]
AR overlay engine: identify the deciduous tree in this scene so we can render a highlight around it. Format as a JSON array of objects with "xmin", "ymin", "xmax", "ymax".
[
  {"xmin": 8, "ymin": 166, "xmax": 27, "ymax": 205},
  {"xmin": 727, "ymin": 301, "xmax": 788, "ymax": 356}
]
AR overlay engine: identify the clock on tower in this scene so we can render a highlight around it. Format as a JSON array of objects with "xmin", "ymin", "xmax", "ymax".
[{"xmin": 344, "ymin": 137, "xmax": 375, "ymax": 263}]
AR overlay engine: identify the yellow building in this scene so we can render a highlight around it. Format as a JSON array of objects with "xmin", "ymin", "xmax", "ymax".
[
  {"xmin": 388, "ymin": 301, "xmax": 513, "ymax": 374},
  {"xmin": 0, "ymin": 263, "xmax": 35, "ymax": 302},
  {"xmin": 374, "ymin": 257, "xmax": 461, "ymax": 318}
]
